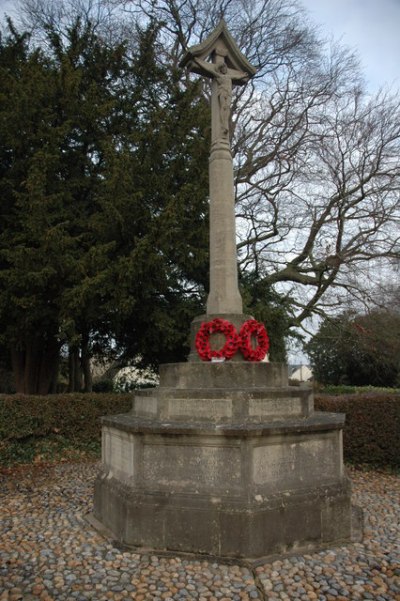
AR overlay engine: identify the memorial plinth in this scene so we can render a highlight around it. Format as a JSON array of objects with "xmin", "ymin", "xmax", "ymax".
[
  {"xmin": 92, "ymin": 20, "xmax": 357, "ymax": 560},
  {"xmin": 93, "ymin": 362, "xmax": 354, "ymax": 558}
]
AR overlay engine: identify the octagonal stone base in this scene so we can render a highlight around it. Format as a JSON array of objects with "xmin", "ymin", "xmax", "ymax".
[{"xmin": 92, "ymin": 362, "xmax": 357, "ymax": 559}]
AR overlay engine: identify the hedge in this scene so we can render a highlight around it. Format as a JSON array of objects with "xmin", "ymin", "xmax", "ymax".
[
  {"xmin": 1, "ymin": 391, "xmax": 399, "ymax": 468},
  {"xmin": 315, "ymin": 393, "xmax": 400, "ymax": 468},
  {"xmin": 0, "ymin": 393, "xmax": 132, "ymax": 466}
]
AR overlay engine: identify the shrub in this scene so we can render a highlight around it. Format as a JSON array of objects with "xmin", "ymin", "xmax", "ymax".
[
  {"xmin": 92, "ymin": 380, "xmax": 115, "ymax": 393},
  {"xmin": 315, "ymin": 392, "xmax": 400, "ymax": 467},
  {"xmin": 0, "ymin": 393, "xmax": 132, "ymax": 466},
  {"xmin": 318, "ymin": 384, "xmax": 400, "ymax": 395}
]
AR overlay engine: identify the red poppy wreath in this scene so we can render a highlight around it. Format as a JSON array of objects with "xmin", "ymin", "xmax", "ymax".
[
  {"xmin": 239, "ymin": 319, "xmax": 270, "ymax": 362},
  {"xmin": 195, "ymin": 318, "xmax": 239, "ymax": 361}
]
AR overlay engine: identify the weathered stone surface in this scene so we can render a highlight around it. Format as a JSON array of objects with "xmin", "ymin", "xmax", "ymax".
[
  {"xmin": 94, "ymin": 411, "xmax": 354, "ymax": 558},
  {"xmin": 94, "ymin": 463, "xmax": 352, "ymax": 558},
  {"xmin": 132, "ymin": 360, "xmax": 309, "ymax": 423},
  {"xmin": 100, "ymin": 414, "xmax": 345, "ymax": 493},
  {"xmin": 251, "ymin": 432, "xmax": 342, "ymax": 490},
  {"xmin": 159, "ymin": 361, "xmax": 289, "ymax": 388},
  {"xmin": 101, "ymin": 428, "xmax": 135, "ymax": 482},
  {"xmin": 142, "ymin": 437, "xmax": 242, "ymax": 492},
  {"xmin": 132, "ymin": 385, "xmax": 313, "ymax": 421}
]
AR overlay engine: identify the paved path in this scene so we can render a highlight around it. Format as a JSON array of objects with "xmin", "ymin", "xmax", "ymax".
[{"xmin": 0, "ymin": 463, "xmax": 399, "ymax": 600}]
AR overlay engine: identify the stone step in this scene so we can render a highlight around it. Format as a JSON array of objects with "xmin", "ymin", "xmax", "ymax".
[{"xmin": 132, "ymin": 386, "xmax": 313, "ymax": 421}]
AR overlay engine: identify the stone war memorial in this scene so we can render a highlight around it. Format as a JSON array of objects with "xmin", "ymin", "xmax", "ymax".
[{"xmin": 92, "ymin": 20, "xmax": 358, "ymax": 560}]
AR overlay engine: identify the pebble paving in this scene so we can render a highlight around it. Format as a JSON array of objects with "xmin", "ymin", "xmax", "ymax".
[{"xmin": 0, "ymin": 463, "xmax": 399, "ymax": 600}]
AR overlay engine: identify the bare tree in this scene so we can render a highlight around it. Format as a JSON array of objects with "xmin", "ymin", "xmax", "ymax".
[
  {"xmin": 17, "ymin": 0, "xmax": 133, "ymax": 46},
  {"xmin": 115, "ymin": 0, "xmax": 400, "ymax": 327}
]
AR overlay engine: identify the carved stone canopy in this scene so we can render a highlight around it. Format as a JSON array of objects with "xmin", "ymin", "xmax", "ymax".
[{"xmin": 180, "ymin": 19, "xmax": 257, "ymax": 84}]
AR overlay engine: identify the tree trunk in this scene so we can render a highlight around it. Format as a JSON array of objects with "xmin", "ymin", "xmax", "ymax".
[
  {"xmin": 68, "ymin": 350, "xmax": 75, "ymax": 393},
  {"xmin": 81, "ymin": 332, "xmax": 92, "ymax": 393},
  {"xmin": 10, "ymin": 336, "xmax": 60, "ymax": 395},
  {"xmin": 11, "ymin": 349, "xmax": 27, "ymax": 394},
  {"xmin": 38, "ymin": 339, "xmax": 60, "ymax": 395},
  {"xmin": 68, "ymin": 347, "xmax": 82, "ymax": 392}
]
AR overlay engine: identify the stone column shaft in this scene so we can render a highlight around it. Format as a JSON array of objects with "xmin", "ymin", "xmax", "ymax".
[{"xmin": 206, "ymin": 80, "xmax": 243, "ymax": 315}]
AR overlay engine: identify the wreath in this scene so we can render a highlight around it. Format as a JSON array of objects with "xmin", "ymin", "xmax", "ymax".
[
  {"xmin": 195, "ymin": 318, "xmax": 239, "ymax": 361},
  {"xmin": 239, "ymin": 319, "xmax": 270, "ymax": 362}
]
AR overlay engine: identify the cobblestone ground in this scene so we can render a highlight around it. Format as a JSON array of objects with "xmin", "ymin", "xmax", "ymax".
[{"xmin": 0, "ymin": 463, "xmax": 399, "ymax": 601}]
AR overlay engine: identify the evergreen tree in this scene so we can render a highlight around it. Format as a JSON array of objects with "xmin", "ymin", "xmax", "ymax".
[
  {"xmin": 0, "ymin": 18, "xmax": 211, "ymax": 392},
  {"xmin": 306, "ymin": 310, "xmax": 400, "ymax": 386},
  {"xmin": 100, "ymin": 24, "xmax": 210, "ymax": 367},
  {"xmin": 0, "ymin": 22, "xmax": 64, "ymax": 393}
]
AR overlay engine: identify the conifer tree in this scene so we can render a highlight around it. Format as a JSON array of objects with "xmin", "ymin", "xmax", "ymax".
[
  {"xmin": 0, "ymin": 22, "xmax": 64, "ymax": 393},
  {"xmin": 0, "ymin": 17, "xmax": 211, "ymax": 392}
]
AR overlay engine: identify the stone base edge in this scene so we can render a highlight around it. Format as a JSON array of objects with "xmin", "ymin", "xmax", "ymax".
[
  {"xmin": 86, "ymin": 507, "xmax": 362, "ymax": 566},
  {"xmin": 100, "ymin": 411, "xmax": 345, "ymax": 435},
  {"xmin": 93, "ymin": 474, "xmax": 355, "ymax": 559}
]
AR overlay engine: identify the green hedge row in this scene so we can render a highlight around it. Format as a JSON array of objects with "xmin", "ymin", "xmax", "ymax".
[
  {"xmin": 315, "ymin": 393, "xmax": 400, "ymax": 467},
  {"xmin": 0, "ymin": 393, "xmax": 132, "ymax": 465},
  {"xmin": 317, "ymin": 384, "xmax": 400, "ymax": 395},
  {"xmin": 0, "ymin": 393, "xmax": 133, "ymax": 441}
]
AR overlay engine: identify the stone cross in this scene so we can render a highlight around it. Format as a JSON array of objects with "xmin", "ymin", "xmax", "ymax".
[{"xmin": 180, "ymin": 21, "xmax": 257, "ymax": 315}]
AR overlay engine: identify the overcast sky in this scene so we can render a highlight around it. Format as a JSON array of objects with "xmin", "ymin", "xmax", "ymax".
[
  {"xmin": 301, "ymin": 0, "xmax": 400, "ymax": 92},
  {"xmin": 1, "ymin": 0, "xmax": 399, "ymax": 92}
]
